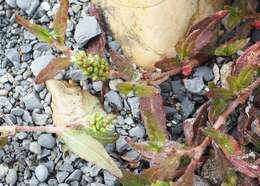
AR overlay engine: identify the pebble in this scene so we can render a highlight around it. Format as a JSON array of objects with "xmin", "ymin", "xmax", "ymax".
[
  {"xmin": 29, "ymin": 142, "xmax": 41, "ymax": 154},
  {"xmin": 181, "ymin": 97, "xmax": 195, "ymax": 118},
  {"xmin": 103, "ymin": 171, "xmax": 117, "ymax": 186},
  {"xmin": 184, "ymin": 77, "xmax": 205, "ymax": 94},
  {"xmin": 105, "ymin": 91, "xmax": 123, "ymax": 110},
  {"xmin": 129, "ymin": 125, "xmax": 146, "ymax": 138},
  {"xmin": 38, "ymin": 134, "xmax": 56, "ymax": 149},
  {"xmin": 5, "ymin": 169, "xmax": 17, "ymax": 186},
  {"xmin": 31, "ymin": 55, "xmax": 55, "ymax": 76},
  {"xmin": 65, "ymin": 169, "xmax": 82, "ymax": 182},
  {"xmin": 20, "ymin": 44, "xmax": 32, "ymax": 53},
  {"xmin": 74, "ymin": 16, "xmax": 102, "ymax": 47},
  {"xmin": 35, "ymin": 164, "xmax": 49, "ymax": 182},
  {"xmin": 193, "ymin": 66, "xmax": 214, "ymax": 82},
  {"xmin": 17, "ymin": 0, "xmax": 40, "ymax": 15},
  {"xmin": 56, "ymin": 171, "xmax": 69, "ymax": 183},
  {"xmin": 116, "ymin": 136, "xmax": 129, "ymax": 153},
  {"xmin": 0, "ymin": 164, "xmax": 9, "ymax": 179},
  {"xmin": 0, "ymin": 97, "xmax": 12, "ymax": 111},
  {"xmin": 127, "ymin": 97, "xmax": 139, "ymax": 118},
  {"xmin": 22, "ymin": 92, "xmax": 43, "ymax": 110},
  {"xmin": 32, "ymin": 112, "xmax": 49, "ymax": 125},
  {"xmin": 5, "ymin": 48, "xmax": 20, "ymax": 69},
  {"xmin": 41, "ymin": 1, "xmax": 51, "ymax": 11},
  {"xmin": 109, "ymin": 79, "xmax": 123, "ymax": 91},
  {"xmin": 22, "ymin": 110, "xmax": 33, "ymax": 124},
  {"xmin": 6, "ymin": 0, "xmax": 17, "ymax": 8},
  {"xmin": 92, "ymin": 81, "xmax": 102, "ymax": 92},
  {"xmin": 11, "ymin": 107, "xmax": 24, "ymax": 116}
]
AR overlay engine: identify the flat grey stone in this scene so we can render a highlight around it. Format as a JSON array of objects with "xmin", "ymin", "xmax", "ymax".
[
  {"xmin": 59, "ymin": 163, "xmax": 74, "ymax": 173},
  {"xmin": 22, "ymin": 92, "xmax": 42, "ymax": 110},
  {"xmin": 0, "ymin": 97, "xmax": 12, "ymax": 111},
  {"xmin": 116, "ymin": 136, "xmax": 129, "ymax": 153},
  {"xmin": 56, "ymin": 171, "xmax": 69, "ymax": 183},
  {"xmin": 17, "ymin": 0, "xmax": 40, "ymax": 15},
  {"xmin": 5, "ymin": 169, "xmax": 17, "ymax": 186},
  {"xmin": 32, "ymin": 112, "xmax": 49, "ymax": 125},
  {"xmin": 193, "ymin": 66, "xmax": 214, "ymax": 82},
  {"xmin": 6, "ymin": 0, "xmax": 17, "ymax": 7},
  {"xmin": 105, "ymin": 91, "xmax": 123, "ymax": 110},
  {"xmin": 5, "ymin": 49, "xmax": 20, "ymax": 69},
  {"xmin": 38, "ymin": 134, "xmax": 56, "ymax": 149},
  {"xmin": 65, "ymin": 169, "xmax": 82, "ymax": 183},
  {"xmin": 31, "ymin": 55, "xmax": 55, "ymax": 76},
  {"xmin": 11, "ymin": 107, "xmax": 24, "ymax": 116},
  {"xmin": 35, "ymin": 164, "xmax": 49, "ymax": 182},
  {"xmin": 20, "ymin": 44, "xmax": 32, "ymax": 53},
  {"xmin": 127, "ymin": 97, "xmax": 139, "ymax": 118},
  {"xmin": 74, "ymin": 16, "xmax": 102, "ymax": 47},
  {"xmin": 22, "ymin": 110, "xmax": 33, "ymax": 124},
  {"xmin": 129, "ymin": 125, "xmax": 146, "ymax": 138},
  {"xmin": 184, "ymin": 77, "xmax": 205, "ymax": 94},
  {"xmin": 29, "ymin": 142, "xmax": 41, "ymax": 154},
  {"xmin": 103, "ymin": 170, "xmax": 118, "ymax": 186},
  {"xmin": 181, "ymin": 97, "xmax": 195, "ymax": 119}
]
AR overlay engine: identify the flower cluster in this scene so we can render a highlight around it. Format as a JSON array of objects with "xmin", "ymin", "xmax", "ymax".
[
  {"xmin": 71, "ymin": 51, "xmax": 109, "ymax": 81},
  {"xmin": 87, "ymin": 113, "xmax": 114, "ymax": 133}
]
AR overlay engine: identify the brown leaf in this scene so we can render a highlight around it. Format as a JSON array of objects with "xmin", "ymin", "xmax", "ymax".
[
  {"xmin": 109, "ymin": 49, "xmax": 136, "ymax": 81},
  {"xmin": 183, "ymin": 102, "xmax": 209, "ymax": 146},
  {"xmin": 176, "ymin": 10, "xmax": 228, "ymax": 59},
  {"xmin": 140, "ymin": 94, "xmax": 168, "ymax": 145},
  {"xmin": 35, "ymin": 57, "xmax": 70, "ymax": 84},
  {"xmin": 53, "ymin": 0, "xmax": 69, "ymax": 44},
  {"xmin": 232, "ymin": 42, "xmax": 260, "ymax": 75},
  {"xmin": 86, "ymin": 3, "xmax": 106, "ymax": 56},
  {"xmin": 15, "ymin": 15, "xmax": 54, "ymax": 44}
]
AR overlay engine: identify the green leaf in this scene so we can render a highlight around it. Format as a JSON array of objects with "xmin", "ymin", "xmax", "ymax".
[
  {"xmin": 202, "ymin": 128, "xmax": 241, "ymax": 156},
  {"xmin": 53, "ymin": 0, "xmax": 69, "ymax": 44},
  {"xmin": 140, "ymin": 94, "xmax": 168, "ymax": 146},
  {"xmin": 223, "ymin": 6, "xmax": 241, "ymax": 31},
  {"xmin": 215, "ymin": 38, "xmax": 249, "ymax": 57},
  {"xmin": 0, "ymin": 136, "xmax": 8, "ymax": 148},
  {"xmin": 209, "ymin": 98, "xmax": 229, "ymax": 122},
  {"xmin": 84, "ymin": 128, "xmax": 118, "ymax": 145},
  {"xmin": 117, "ymin": 82, "xmax": 159, "ymax": 97},
  {"xmin": 62, "ymin": 129, "xmax": 122, "ymax": 178},
  {"xmin": 120, "ymin": 170, "xmax": 148, "ymax": 186},
  {"xmin": 221, "ymin": 168, "xmax": 237, "ymax": 186},
  {"xmin": 15, "ymin": 15, "xmax": 54, "ymax": 43}
]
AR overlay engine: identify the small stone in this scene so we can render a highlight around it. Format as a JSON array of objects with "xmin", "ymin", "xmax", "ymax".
[
  {"xmin": 122, "ymin": 150, "xmax": 139, "ymax": 161},
  {"xmin": 184, "ymin": 77, "xmax": 205, "ymax": 94},
  {"xmin": 220, "ymin": 62, "xmax": 233, "ymax": 89},
  {"xmin": 6, "ymin": 0, "xmax": 17, "ymax": 7},
  {"xmin": 0, "ymin": 164, "xmax": 9, "ymax": 179},
  {"xmin": 0, "ymin": 97, "xmax": 12, "ymax": 111},
  {"xmin": 181, "ymin": 97, "xmax": 195, "ymax": 119},
  {"xmin": 22, "ymin": 110, "xmax": 33, "ymax": 124},
  {"xmin": 193, "ymin": 66, "xmax": 214, "ymax": 82},
  {"xmin": 32, "ymin": 112, "xmax": 49, "ymax": 125},
  {"xmin": 129, "ymin": 125, "xmax": 146, "ymax": 138},
  {"xmin": 89, "ymin": 166, "xmax": 102, "ymax": 177},
  {"xmin": 38, "ymin": 134, "xmax": 56, "ymax": 149},
  {"xmin": 22, "ymin": 92, "xmax": 43, "ymax": 110},
  {"xmin": 92, "ymin": 81, "xmax": 102, "ymax": 92},
  {"xmin": 109, "ymin": 79, "xmax": 123, "ymax": 91},
  {"xmin": 5, "ymin": 49, "xmax": 20, "ymax": 68},
  {"xmin": 16, "ymin": 132, "xmax": 28, "ymax": 140},
  {"xmin": 17, "ymin": 0, "xmax": 40, "ymax": 15},
  {"xmin": 58, "ymin": 184, "xmax": 70, "ymax": 186},
  {"xmin": 56, "ymin": 171, "xmax": 69, "ymax": 183},
  {"xmin": 31, "ymin": 55, "xmax": 55, "ymax": 76},
  {"xmin": 11, "ymin": 107, "xmax": 24, "ymax": 116},
  {"xmin": 35, "ymin": 165, "xmax": 49, "ymax": 182},
  {"xmin": 251, "ymin": 29, "xmax": 260, "ymax": 42},
  {"xmin": 105, "ymin": 91, "xmax": 123, "ymax": 110},
  {"xmin": 29, "ymin": 142, "xmax": 41, "ymax": 154},
  {"xmin": 20, "ymin": 44, "xmax": 32, "ymax": 53},
  {"xmin": 103, "ymin": 171, "xmax": 118, "ymax": 186},
  {"xmin": 116, "ymin": 136, "xmax": 129, "ymax": 153},
  {"xmin": 90, "ymin": 183, "xmax": 106, "ymax": 186},
  {"xmin": 74, "ymin": 16, "xmax": 102, "ymax": 47},
  {"xmin": 59, "ymin": 163, "xmax": 74, "ymax": 173},
  {"xmin": 5, "ymin": 169, "xmax": 17, "ymax": 186},
  {"xmin": 127, "ymin": 97, "xmax": 139, "ymax": 118},
  {"xmin": 69, "ymin": 69, "xmax": 87, "ymax": 81},
  {"xmin": 65, "ymin": 169, "xmax": 82, "ymax": 182},
  {"xmin": 41, "ymin": 1, "xmax": 50, "ymax": 11}
]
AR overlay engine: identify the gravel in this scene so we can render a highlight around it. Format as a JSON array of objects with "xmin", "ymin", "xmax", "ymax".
[
  {"xmin": 5, "ymin": 169, "xmax": 17, "ymax": 186},
  {"xmin": 22, "ymin": 91, "xmax": 43, "ymax": 110},
  {"xmin": 105, "ymin": 90, "xmax": 123, "ymax": 110},
  {"xmin": 183, "ymin": 77, "xmax": 205, "ymax": 94},
  {"xmin": 37, "ymin": 133, "xmax": 56, "ymax": 149},
  {"xmin": 35, "ymin": 164, "xmax": 49, "ymax": 182},
  {"xmin": 30, "ymin": 55, "xmax": 55, "ymax": 76},
  {"xmin": 29, "ymin": 141, "xmax": 42, "ymax": 154},
  {"xmin": 74, "ymin": 16, "xmax": 102, "ymax": 47},
  {"xmin": 129, "ymin": 125, "xmax": 146, "ymax": 138},
  {"xmin": 5, "ymin": 48, "xmax": 20, "ymax": 69}
]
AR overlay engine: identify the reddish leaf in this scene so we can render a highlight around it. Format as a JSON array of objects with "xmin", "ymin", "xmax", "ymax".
[
  {"xmin": 176, "ymin": 10, "xmax": 228, "ymax": 59},
  {"xmin": 109, "ymin": 49, "xmax": 136, "ymax": 81},
  {"xmin": 140, "ymin": 94, "xmax": 168, "ymax": 145},
  {"xmin": 154, "ymin": 58, "xmax": 180, "ymax": 72},
  {"xmin": 183, "ymin": 102, "xmax": 209, "ymax": 146},
  {"xmin": 181, "ymin": 65, "xmax": 193, "ymax": 76},
  {"xmin": 86, "ymin": 3, "xmax": 105, "ymax": 56},
  {"xmin": 229, "ymin": 157, "xmax": 260, "ymax": 180},
  {"xmin": 254, "ymin": 20, "xmax": 260, "ymax": 29},
  {"xmin": 232, "ymin": 42, "xmax": 260, "ymax": 75},
  {"xmin": 35, "ymin": 57, "xmax": 70, "ymax": 84},
  {"xmin": 16, "ymin": 15, "xmax": 54, "ymax": 44},
  {"xmin": 53, "ymin": 0, "xmax": 69, "ymax": 44}
]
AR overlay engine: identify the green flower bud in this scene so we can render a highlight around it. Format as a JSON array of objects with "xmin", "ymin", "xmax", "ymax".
[
  {"xmin": 86, "ymin": 113, "xmax": 114, "ymax": 133},
  {"xmin": 71, "ymin": 51, "xmax": 109, "ymax": 81}
]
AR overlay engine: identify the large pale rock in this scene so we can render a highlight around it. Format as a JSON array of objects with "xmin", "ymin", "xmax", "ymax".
[{"xmin": 94, "ymin": 0, "xmax": 223, "ymax": 69}]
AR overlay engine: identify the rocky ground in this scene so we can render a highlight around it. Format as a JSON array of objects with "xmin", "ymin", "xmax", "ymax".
[{"xmin": 0, "ymin": 0, "xmax": 259, "ymax": 186}]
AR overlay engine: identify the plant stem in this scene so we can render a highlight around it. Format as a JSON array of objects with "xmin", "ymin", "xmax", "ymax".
[
  {"xmin": 193, "ymin": 77, "xmax": 260, "ymax": 161},
  {"xmin": 0, "ymin": 125, "xmax": 64, "ymax": 134}
]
